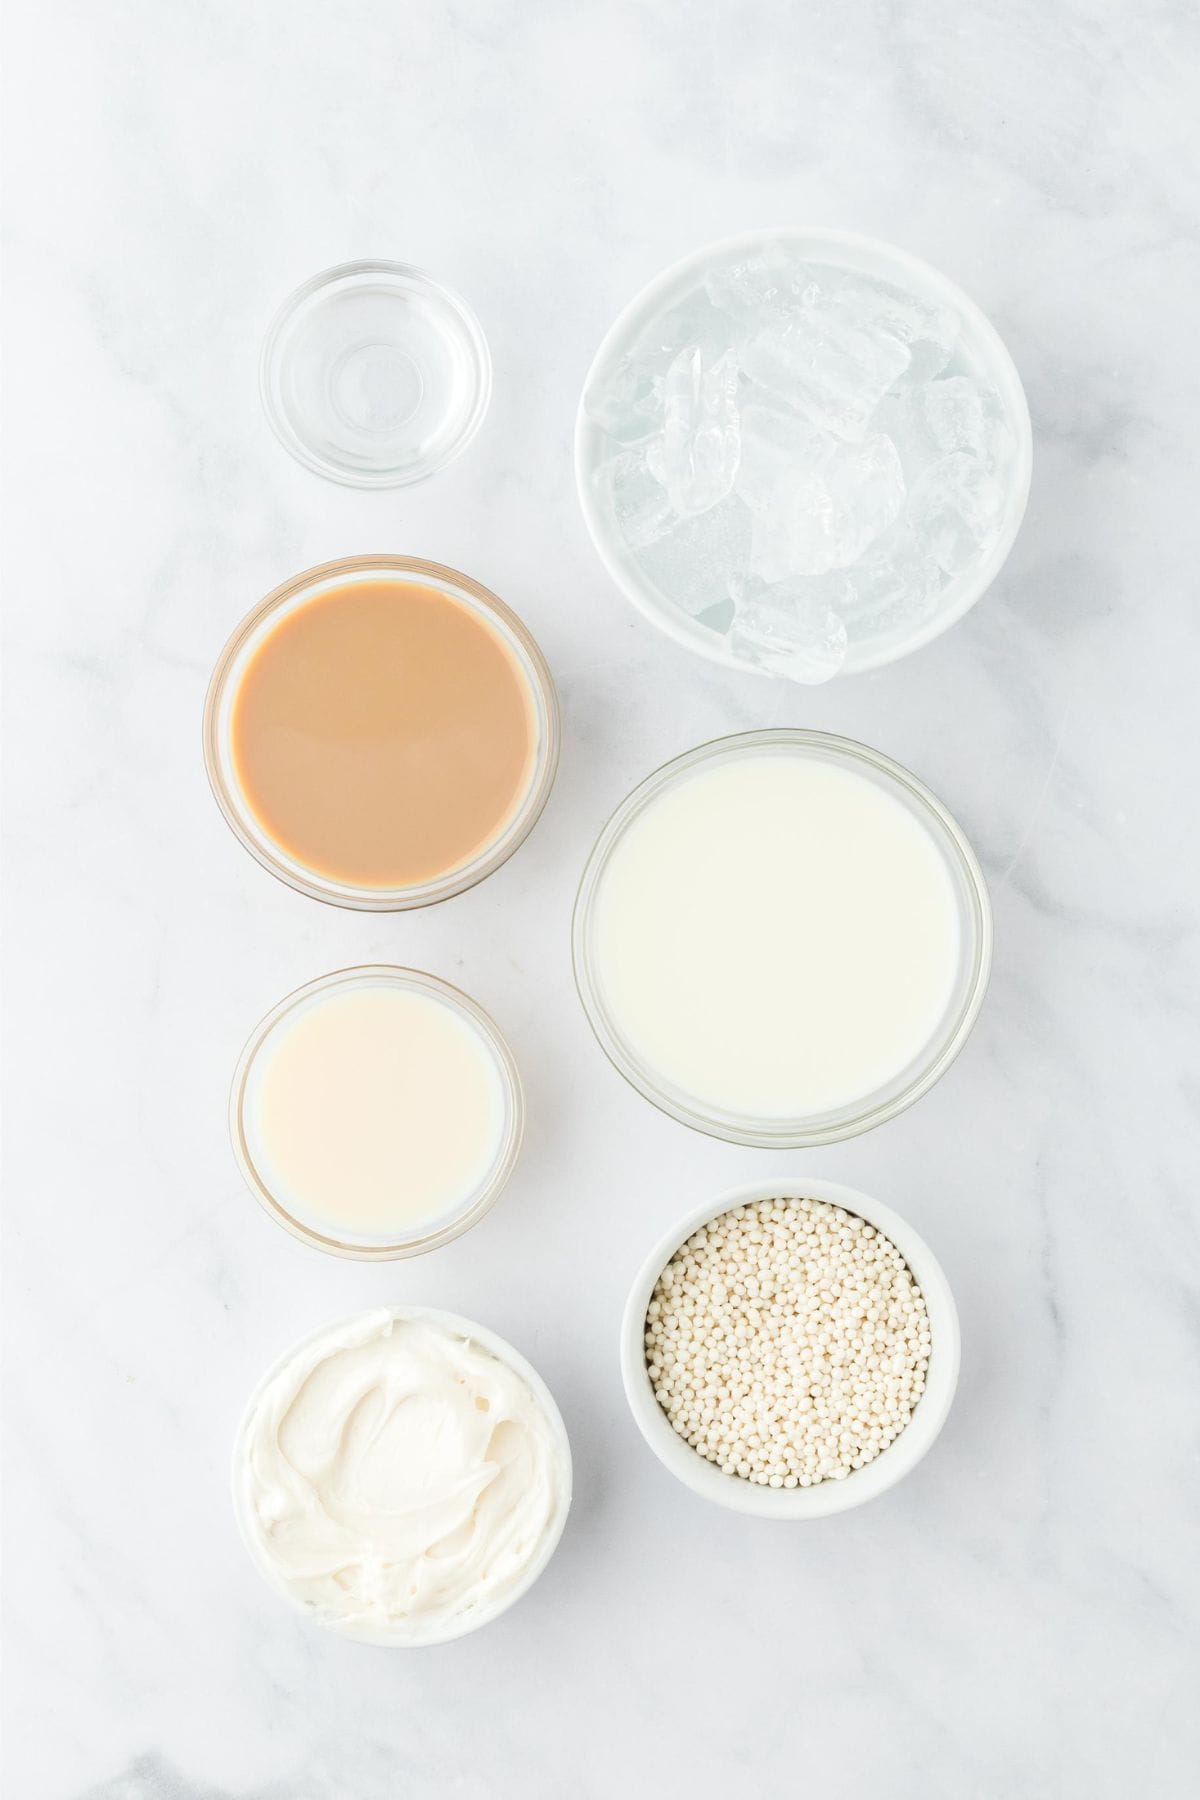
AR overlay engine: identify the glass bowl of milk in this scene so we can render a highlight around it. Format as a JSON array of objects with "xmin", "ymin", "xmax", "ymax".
[
  {"xmin": 230, "ymin": 965, "xmax": 524, "ymax": 1257},
  {"xmin": 573, "ymin": 731, "xmax": 991, "ymax": 1147}
]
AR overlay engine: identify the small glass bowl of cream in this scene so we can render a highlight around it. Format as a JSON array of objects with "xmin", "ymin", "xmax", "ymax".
[
  {"xmin": 230, "ymin": 965, "xmax": 523, "ymax": 1259},
  {"xmin": 203, "ymin": 555, "xmax": 559, "ymax": 911},
  {"xmin": 573, "ymin": 730, "xmax": 991, "ymax": 1147}
]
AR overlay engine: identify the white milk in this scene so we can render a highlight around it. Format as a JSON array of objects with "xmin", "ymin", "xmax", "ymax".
[
  {"xmin": 592, "ymin": 752, "xmax": 961, "ymax": 1120},
  {"xmin": 244, "ymin": 985, "xmax": 507, "ymax": 1239}
]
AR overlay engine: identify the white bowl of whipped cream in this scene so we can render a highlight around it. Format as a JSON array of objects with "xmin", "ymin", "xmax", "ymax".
[{"xmin": 234, "ymin": 1306, "xmax": 572, "ymax": 1645}]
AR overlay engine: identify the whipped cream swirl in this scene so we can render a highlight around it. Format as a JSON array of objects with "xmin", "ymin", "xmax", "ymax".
[{"xmin": 237, "ymin": 1309, "xmax": 569, "ymax": 1644}]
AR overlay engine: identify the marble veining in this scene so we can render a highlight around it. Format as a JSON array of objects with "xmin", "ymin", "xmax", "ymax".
[{"xmin": 3, "ymin": 0, "xmax": 1199, "ymax": 1796}]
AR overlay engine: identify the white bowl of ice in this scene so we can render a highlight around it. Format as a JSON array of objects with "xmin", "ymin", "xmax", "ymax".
[{"xmin": 576, "ymin": 229, "xmax": 1032, "ymax": 683}]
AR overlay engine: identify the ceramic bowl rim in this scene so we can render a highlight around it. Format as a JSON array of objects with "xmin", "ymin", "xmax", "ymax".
[
  {"xmin": 575, "ymin": 225, "xmax": 1033, "ymax": 678},
  {"xmin": 620, "ymin": 1176, "xmax": 960, "ymax": 1518},
  {"xmin": 233, "ymin": 1303, "xmax": 573, "ymax": 1644}
]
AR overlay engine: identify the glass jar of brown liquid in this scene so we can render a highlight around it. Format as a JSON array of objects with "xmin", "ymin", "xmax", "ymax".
[{"xmin": 204, "ymin": 556, "xmax": 559, "ymax": 910}]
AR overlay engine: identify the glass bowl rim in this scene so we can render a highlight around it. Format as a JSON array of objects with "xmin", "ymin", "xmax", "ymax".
[
  {"xmin": 229, "ymin": 963, "xmax": 525, "ymax": 1261},
  {"xmin": 202, "ymin": 554, "xmax": 561, "ymax": 912},
  {"xmin": 259, "ymin": 258, "xmax": 493, "ymax": 489},
  {"xmin": 572, "ymin": 728, "xmax": 993, "ymax": 1148}
]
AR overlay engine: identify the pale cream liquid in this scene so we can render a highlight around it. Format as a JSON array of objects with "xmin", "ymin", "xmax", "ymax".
[
  {"xmin": 592, "ymin": 753, "xmax": 962, "ymax": 1120},
  {"xmin": 245, "ymin": 985, "xmax": 507, "ymax": 1239}
]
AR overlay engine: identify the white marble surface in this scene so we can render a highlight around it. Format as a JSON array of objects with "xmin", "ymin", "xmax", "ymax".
[{"xmin": 4, "ymin": 2, "xmax": 1200, "ymax": 1795}]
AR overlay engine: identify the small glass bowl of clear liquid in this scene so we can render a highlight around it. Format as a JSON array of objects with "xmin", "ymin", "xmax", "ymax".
[{"xmin": 259, "ymin": 260, "xmax": 491, "ymax": 487}]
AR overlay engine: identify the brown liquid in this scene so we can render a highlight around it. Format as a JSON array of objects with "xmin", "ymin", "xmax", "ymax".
[{"xmin": 231, "ymin": 579, "xmax": 538, "ymax": 889}]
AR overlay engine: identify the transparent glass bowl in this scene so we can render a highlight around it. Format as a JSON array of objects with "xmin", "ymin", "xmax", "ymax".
[
  {"xmin": 573, "ymin": 730, "xmax": 992, "ymax": 1147},
  {"xmin": 230, "ymin": 965, "xmax": 524, "ymax": 1261},
  {"xmin": 575, "ymin": 227, "xmax": 1032, "ymax": 679},
  {"xmin": 203, "ymin": 555, "xmax": 560, "ymax": 911},
  {"xmin": 260, "ymin": 261, "xmax": 491, "ymax": 487}
]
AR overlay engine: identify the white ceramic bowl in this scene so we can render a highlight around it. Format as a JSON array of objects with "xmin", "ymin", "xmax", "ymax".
[
  {"xmin": 576, "ymin": 227, "xmax": 1032, "ymax": 679},
  {"xmin": 234, "ymin": 1305, "xmax": 573, "ymax": 1645},
  {"xmin": 621, "ymin": 1178, "xmax": 959, "ymax": 1518}
]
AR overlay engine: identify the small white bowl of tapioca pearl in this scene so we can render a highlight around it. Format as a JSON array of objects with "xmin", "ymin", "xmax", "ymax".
[{"xmin": 620, "ymin": 1178, "xmax": 959, "ymax": 1518}]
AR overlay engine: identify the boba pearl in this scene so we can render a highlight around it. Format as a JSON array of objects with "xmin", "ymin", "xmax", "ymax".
[{"xmin": 644, "ymin": 1198, "xmax": 930, "ymax": 1487}]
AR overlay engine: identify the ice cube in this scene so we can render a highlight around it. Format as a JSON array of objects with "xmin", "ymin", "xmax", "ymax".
[
  {"xmin": 827, "ymin": 273, "xmax": 958, "ymax": 383},
  {"xmin": 642, "ymin": 289, "xmax": 740, "ymax": 363},
  {"xmin": 917, "ymin": 376, "xmax": 987, "ymax": 453},
  {"xmin": 645, "ymin": 346, "xmax": 742, "ymax": 518},
  {"xmin": 729, "ymin": 571, "xmax": 850, "ymax": 683},
  {"xmin": 819, "ymin": 432, "xmax": 906, "ymax": 561},
  {"xmin": 634, "ymin": 494, "xmax": 752, "ymax": 617},
  {"xmin": 695, "ymin": 595, "xmax": 735, "ymax": 634},
  {"xmin": 740, "ymin": 298, "xmax": 912, "ymax": 438},
  {"xmin": 705, "ymin": 246, "xmax": 800, "ymax": 323},
  {"xmin": 906, "ymin": 375, "xmax": 1013, "ymax": 471},
  {"xmin": 710, "ymin": 249, "xmax": 832, "ymax": 322},
  {"xmin": 841, "ymin": 525, "xmax": 945, "ymax": 639},
  {"xmin": 745, "ymin": 474, "xmax": 833, "ymax": 582},
  {"xmin": 734, "ymin": 398, "xmax": 826, "ymax": 515},
  {"xmin": 595, "ymin": 448, "xmax": 673, "ymax": 551},
  {"xmin": 583, "ymin": 351, "xmax": 666, "ymax": 444},
  {"xmin": 737, "ymin": 412, "xmax": 906, "ymax": 581},
  {"xmin": 907, "ymin": 452, "xmax": 1004, "ymax": 574},
  {"xmin": 869, "ymin": 388, "xmax": 937, "ymax": 488}
]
